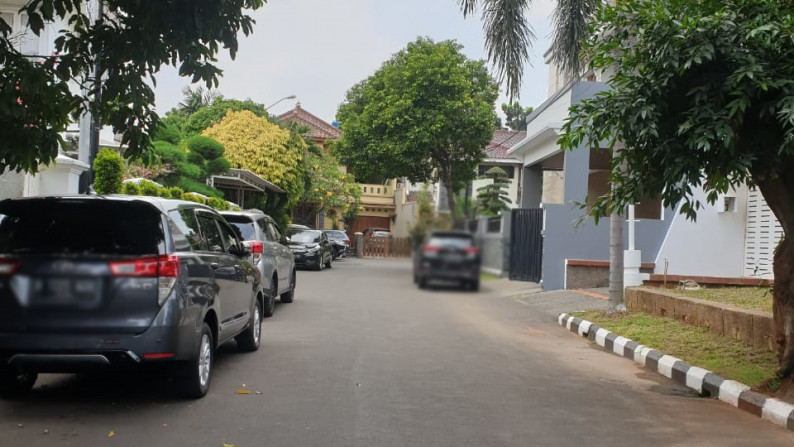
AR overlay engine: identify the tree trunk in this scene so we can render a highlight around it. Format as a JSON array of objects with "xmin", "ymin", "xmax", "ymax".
[
  {"xmin": 754, "ymin": 170, "xmax": 794, "ymax": 376},
  {"xmin": 439, "ymin": 163, "xmax": 457, "ymax": 228},
  {"xmin": 609, "ymin": 209, "xmax": 624, "ymax": 311},
  {"xmin": 773, "ymin": 237, "xmax": 794, "ymax": 376}
]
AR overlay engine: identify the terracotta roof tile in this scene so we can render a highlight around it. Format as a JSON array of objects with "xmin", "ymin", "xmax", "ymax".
[
  {"xmin": 277, "ymin": 103, "xmax": 341, "ymax": 141},
  {"xmin": 485, "ymin": 129, "xmax": 525, "ymax": 161}
]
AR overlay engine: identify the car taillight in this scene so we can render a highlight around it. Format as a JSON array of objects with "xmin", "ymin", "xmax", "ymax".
[
  {"xmin": 423, "ymin": 245, "xmax": 441, "ymax": 253},
  {"xmin": 344, "ymin": 240, "xmax": 350, "ymax": 246},
  {"xmin": 0, "ymin": 260, "xmax": 18, "ymax": 275},
  {"xmin": 109, "ymin": 255, "xmax": 179, "ymax": 306},
  {"xmin": 244, "ymin": 241, "xmax": 263, "ymax": 254},
  {"xmin": 243, "ymin": 241, "xmax": 263, "ymax": 264}
]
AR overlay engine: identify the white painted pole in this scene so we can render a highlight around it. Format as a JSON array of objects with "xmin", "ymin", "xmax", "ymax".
[{"xmin": 628, "ymin": 204, "xmax": 635, "ymax": 251}]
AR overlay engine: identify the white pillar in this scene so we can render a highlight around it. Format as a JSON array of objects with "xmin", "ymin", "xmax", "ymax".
[{"xmin": 624, "ymin": 204, "xmax": 647, "ymax": 287}]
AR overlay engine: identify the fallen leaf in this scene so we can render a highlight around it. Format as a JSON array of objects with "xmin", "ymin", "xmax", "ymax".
[
  {"xmin": 43, "ymin": 429, "xmax": 49, "ymax": 435},
  {"xmin": 241, "ymin": 383, "xmax": 246, "ymax": 387},
  {"xmin": 108, "ymin": 430, "xmax": 115, "ymax": 437},
  {"xmin": 235, "ymin": 389, "xmax": 250, "ymax": 395},
  {"xmin": 161, "ymin": 424, "xmax": 168, "ymax": 428},
  {"xmin": 255, "ymin": 391, "xmax": 262, "ymax": 395},
  {"xmin": 16, "ymin": 424, "xmax": 23, "ymax": 428},
  {"xmin": 222, "ymin": 444, "xmax": 235, "ymax": 447}
]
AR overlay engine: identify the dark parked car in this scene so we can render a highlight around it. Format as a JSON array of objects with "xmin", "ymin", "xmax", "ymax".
[
  {"xmin": 323, "ymin": 230, "xmax": 350, "ymax": 260},
  {"xmin": 221, "ymin": 210, "xmax": 297, "ymax": 314},
  {"xmin": 287, "ymin": 229, "xmax": 333, "ymax": 271},
  {"xmin": 0, "ymin": 196, "xmax": 264, "ymax": 399},
  {"xmin": 413, "ymin": 230, "xmax": 481, "ymax": 291}
]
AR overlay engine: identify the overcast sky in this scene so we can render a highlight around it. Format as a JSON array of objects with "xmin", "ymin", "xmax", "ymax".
[{"xmin": 152, "ymin": 0, "xmax": 556, "ymax": 124}]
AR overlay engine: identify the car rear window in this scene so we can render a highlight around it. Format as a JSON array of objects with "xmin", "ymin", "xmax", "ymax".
[
  {"xmin": 0, "ymin": 200, "xmax": 164, "ymax": 255},
  {"xmin": 222, "ymin": 215, "xmax": 257, "ymax": 241},
  {"xmin": 290, "ymin": 230, "xmax": 321, "ymax": 243},
  {"xmin": 325, "ymin": 231, "xmax": 347, "ymax": 239},
  {"xmin": 428, "ymin": 235, "xmax": 473, "ymax": 249}
]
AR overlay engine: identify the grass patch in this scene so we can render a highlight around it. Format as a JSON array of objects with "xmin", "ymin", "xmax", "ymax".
[
  {"xmin": 650, "ymin": 287, "xmax": 772, "ymax": 313},
  {"xmin": 479, "ymin": 272, "xmax": 500, "ymax": 281},
  {"xmin": 572, "ymin": 309, "xmax": 778, "ymax": 387}
]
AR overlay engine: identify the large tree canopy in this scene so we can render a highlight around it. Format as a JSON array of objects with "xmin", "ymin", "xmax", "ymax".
[
  {"xmin": 335, "ymin": 37, "xmax": 498, "ymax": 219},
  {"xmin": 0, "ymin": 0, "xmax": 264, "ymax": 172},
  {"xmin": 202, "ymin": 110, "xmax": 305, "ymax": 209},
  {"xmin": 559, "ymin": 0, "xmax": 794, "ymax": 372}
]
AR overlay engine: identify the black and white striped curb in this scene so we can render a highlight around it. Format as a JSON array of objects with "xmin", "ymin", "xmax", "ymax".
[{"xmin": 558, "ymin": 312, "xmax": 794, "ymax": 432}]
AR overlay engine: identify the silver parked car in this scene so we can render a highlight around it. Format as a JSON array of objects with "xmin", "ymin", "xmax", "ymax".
[{"xmin": 221, "ymin": 210, "xmax": 296, "ymax": 316}]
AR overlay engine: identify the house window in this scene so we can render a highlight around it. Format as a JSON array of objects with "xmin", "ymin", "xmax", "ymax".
[
  {"xmin": 1, "ymin": 10, "xmax": 48, "ymax": 56},
  {"xmin": 478, "ymin": 165, "xmax": 515, "ymax": 178}
]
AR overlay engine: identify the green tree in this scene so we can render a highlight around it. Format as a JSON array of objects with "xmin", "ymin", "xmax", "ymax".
[
  {"xmin": 92, "ymin": 148, "xmax": 123, "ymax": 195},
  {"xmin": 558, "ymin": 0, "xmax": 794, "ymax": 373},
  {"xmin": 202, "ymin": 110, "xmax": 305, "ymax": 209},
  {"xmin": 301, "ymin": 151, "xmax": 361, "ymax": 216},
  {"xmin": 476, "ymin": 166, "xmax": 512, "ymax": 216},
  {"xmin": 184, "ymin": 98, "xmax": 270, "ymax": 136},
  {"xmin": 0, "ymin": 0, "xmax": 264, "ymax": 172},
  {"xmin": 501, "ymin": 101, "xmax": 533, "ymax": 131},
  {"xmin": 336, "ymin": 37, "xmax": 498, "ymax": 223},
  {"xmin": 458, "ymin": 0, "xmax": 598, "ymax": 98}
]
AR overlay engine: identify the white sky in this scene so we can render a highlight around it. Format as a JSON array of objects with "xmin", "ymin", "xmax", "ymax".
[{"xmin": 152, "ymin": 0, "xmax": 556, "ymax": 124}]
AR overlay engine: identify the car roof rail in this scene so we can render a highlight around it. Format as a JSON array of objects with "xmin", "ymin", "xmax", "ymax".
[{"xmin": 242, "ymin": 208, "xmax": 265, "ymax": 214}]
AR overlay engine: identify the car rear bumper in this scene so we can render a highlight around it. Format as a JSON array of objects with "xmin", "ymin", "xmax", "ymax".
[
  {"xmin": 0, "ymin": 297, "xmax": 197, "ymax": 372},
  {"xmin": 293, "ymin": 253, "xmax": 322, "ymax": 268}
]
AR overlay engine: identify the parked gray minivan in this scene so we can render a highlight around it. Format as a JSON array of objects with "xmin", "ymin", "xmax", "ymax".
[
  {"xmin": 0, "ymin": 196, "xmax": 264, "ymax": 399},
  {"xmin": 221, "ymin": 210, "xmax": 296, "ymax": 316}
]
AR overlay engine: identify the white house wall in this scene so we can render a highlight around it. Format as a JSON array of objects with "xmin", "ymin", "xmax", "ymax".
[{"xmin": 654, "ymin": 186, "xmax": 748, "ymax": 278}]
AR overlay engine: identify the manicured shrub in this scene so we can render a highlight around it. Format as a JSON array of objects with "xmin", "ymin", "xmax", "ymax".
[
  {"xmin": 93, "ymin": 148, "xmax": 123, "ymax": 195},
  {"xmin": 186, "ymin": 135, "xmax": 224, "ymax": 160},
  {"xmin": 183, "ymin": 193, "xmax": 206, "ymax": 204},
  {"xmin": 138, "ymin": 179, "xmax": 162, "ymax": 197},
  {"xmin": 121, "ymin": 181, "xmax": 141, "ymax": 195},
  {"xmin": 167, "ymin": 186, "xmax": 185, "ymax": 200}
]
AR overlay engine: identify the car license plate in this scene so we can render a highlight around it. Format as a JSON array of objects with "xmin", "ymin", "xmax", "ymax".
[
  {"xmin": 33, "ymin": 277, "xmax": 98, "ymax": 301},
  {"xmin": 445, "ymin": 253, "xmax": 463, "ymax": 263}
]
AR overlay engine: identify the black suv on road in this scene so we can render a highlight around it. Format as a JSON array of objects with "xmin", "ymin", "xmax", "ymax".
[{"xmin": 0, "ymin": 196, "xmax": 264, "ymax": 399}]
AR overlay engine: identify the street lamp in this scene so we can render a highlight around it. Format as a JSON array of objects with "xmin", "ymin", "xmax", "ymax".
[{"xmin": 266, "ymin": 95, "xmax": 297, "ymax": 111}]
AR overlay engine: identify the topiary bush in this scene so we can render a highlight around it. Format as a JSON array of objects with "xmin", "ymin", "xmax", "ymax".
[
  {"xmin": 167, "ymin": 186, "xmax": 185, "ymax": 199},
  {"xmin": 138, "ymin": 179, "xmax": 163, "ymax": 197},
  {"xmin": 186, "ymin": 135, "xmax": 224, "ymax": 160},
  {"xmin": 121, "ymin": 181, "xmax": 141, "ymax": 195},
  {"xmin": 207, "ymin": 197, "xmax": 230, "ymax": 210},
  {"xmin": 93, "ymin": 148, "xmax": 123, "ymax": 195},
  {"xmin": 183, "ymin": 193, "xmax": 207, "ymax": 204}
]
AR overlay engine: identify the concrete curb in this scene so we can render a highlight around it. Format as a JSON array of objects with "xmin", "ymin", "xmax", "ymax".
[{"xmin": 557, "ymin": 313, "xmax": 794, "ymax": 432}]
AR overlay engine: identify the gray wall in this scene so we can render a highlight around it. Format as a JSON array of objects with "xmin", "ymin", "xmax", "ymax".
[
  {"xmin": 539, "ymin": 82, "xmax": 675, "ymax": 290},
  {"xmin": 521, "ymin": 165, "xmax": 543, "ymax": 208},
  {"xmin": 472, "ymin": 214, "xmax": 511, "ymax": 277}
]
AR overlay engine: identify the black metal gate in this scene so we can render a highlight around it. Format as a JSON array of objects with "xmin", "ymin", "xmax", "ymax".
[{"xmin": 510, "ymin": 209, "xmax": 543, "ymax": 282}]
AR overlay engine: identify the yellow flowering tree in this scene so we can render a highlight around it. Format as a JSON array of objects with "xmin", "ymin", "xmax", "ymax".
[{"xmin": 203, "ymin": 110, "xmax": 305, "ymax": 212}]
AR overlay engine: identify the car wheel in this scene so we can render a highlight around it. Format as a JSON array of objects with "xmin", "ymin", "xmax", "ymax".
[
  {"xmin": 263, "ymin": 278, "xmax": 276, "ymax": 318},
  {"xmin": 0, "ymin": 366, "xmax": 37, "ymax": 398},
  {"xmin": 236, "ymin": 298, "xmax": 262, "ymax": 352},
  {"xmin": 177, "ymin": 322, "xmax": 214, "ymax": 399},
  {"xmin": 281, "ymin": 270, "xmax": 296, "ymax": 303},
  {"xmin": 471, "ymin": 280, "xmax": 480, "ymax": 292}
]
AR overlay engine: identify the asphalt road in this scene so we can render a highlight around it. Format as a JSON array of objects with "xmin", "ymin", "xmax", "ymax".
[{"xmin": 2, "ymin": 257, "xmax": 794, "ymax": 446}]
